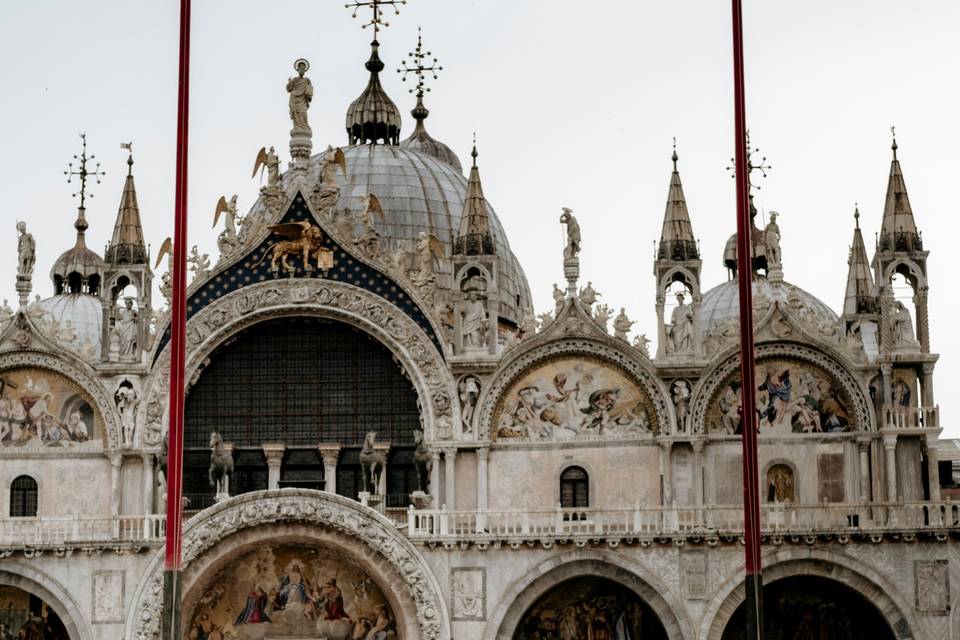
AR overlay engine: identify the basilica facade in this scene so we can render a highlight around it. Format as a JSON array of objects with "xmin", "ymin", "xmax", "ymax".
[{"xmin": 0, "ymin": 19, "xmax": 958, "ymax": 640}]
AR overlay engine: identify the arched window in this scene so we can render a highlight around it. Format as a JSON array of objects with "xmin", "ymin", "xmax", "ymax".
[
  {"xmin": 10, "ymin": 475, "xmax": 38, "ymax": 517},
  {"xmin": 560, "ymin": 466, "xmax": 589, "ymax": 509}
]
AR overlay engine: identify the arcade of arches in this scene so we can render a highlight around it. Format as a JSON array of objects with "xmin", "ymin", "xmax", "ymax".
[{"xmin": 183, "ymin": 317, "xmax": 422, "ymax": 510}]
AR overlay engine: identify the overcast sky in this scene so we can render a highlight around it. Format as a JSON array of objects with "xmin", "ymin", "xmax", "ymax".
[{"xmin": 2, "ymin": 1, "xmax": 958, "ymax": 435}]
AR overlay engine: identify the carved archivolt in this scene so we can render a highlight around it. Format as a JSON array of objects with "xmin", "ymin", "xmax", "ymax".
[
  {"xmin": 127, "ymin": 490, "xmax": 450, "ymax": 640},
  {"xmin": 477, "ymin": 337, "xmax": 673, "ymax": 440},
  {"xmin": 0, "ymin": 349, "xmax": 120, "ymax": 449},
  {"xmin": 139, "ymin": 278, "xmax": 457, "ymax": 446},
  {"xmin": 689, "ymin": 342, "xmax": 874, "ymax": 435}
]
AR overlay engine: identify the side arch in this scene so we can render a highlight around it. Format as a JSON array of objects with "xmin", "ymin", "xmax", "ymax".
[
  {"xmin": 485, "ymin": 550, "xmax": 694, "ymax": 640},
  {"xmin": 138, "ymin": 279, "xmax": 458, "ymax": 447},
  {"xmin": 0, "ymin": 561, "xmax": 93, "ymax": 640},
  {"xmin": 701, "ymin": 549, "xmax": 918, "ymax": 640}
]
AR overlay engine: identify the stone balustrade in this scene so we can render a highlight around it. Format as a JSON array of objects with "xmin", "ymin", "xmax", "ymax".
[
  {"xmin": 405, "ymin": 500, "xmax": 959, "ymax": 541},
  {"xmin": 883, "ymin": 404, "xmax": 940, "ymax": 430},
  {"xmin": 0, "ymin": 514, "xmax": 165, "ymax": 548}
]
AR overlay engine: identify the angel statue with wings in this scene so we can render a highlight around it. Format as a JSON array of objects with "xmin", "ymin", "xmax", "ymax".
[
  {"xmin": 253, "ymin": 221, "xmax": 325, "ymax": 273},
  {"xmin": 213, "ymin": 195, "xmax": 239, "ymax": 236},
  {"xmin": 320, "ymin": 146, "xmax": 347, "ymax": 185},
  {"xmin": 412, "ymin": 231, "xmax": 445, "ymax": 286},
  {"xmin": 252, "ymin": 146, "xmax": 280, "ymax": 188},
  {"xmin": 357, "ymin": 194, "xmax": 384, "ymax": 235}
]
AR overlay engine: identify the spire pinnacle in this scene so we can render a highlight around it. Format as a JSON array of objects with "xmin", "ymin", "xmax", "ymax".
[
  {"xmin": 854, "ymin": 202, "xmax": 860, "ymax": 228},
  {"xmin": 891, "ymin": 125, "xmax": 898, "ymax": 160},
  {"xmin": 454, "ymin": 135, "xmax": 495, "ymax": 256},
  {"xmin": 658, "ymin": 141, "xmax": 698, "ymax": 261},
  {"xmin": 844, "ymin": 204, "xmax": 878, "ymax": 316},
  {"xmin": 105, "ymin": 142, "xmax": 147, "ymax": 265},
  {"xmin": 878, "ymin": 131, "xmax": 920, "ymax": 252}
]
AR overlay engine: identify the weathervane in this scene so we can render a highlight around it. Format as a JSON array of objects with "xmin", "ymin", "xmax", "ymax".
[
  {"xmin": 726, "ymin": 131, "xmax": 771, "ymax": 192},
  {"xmin": 398, "ymin": 26, "xmax": 442, "ymax": 97},
  {"xmin": 65, "ymin": 133, "xmax": 105, "ymax": 209},
  {"xmin": 345, "ymin": 0, "xmax": 407, "ymax": 39}
]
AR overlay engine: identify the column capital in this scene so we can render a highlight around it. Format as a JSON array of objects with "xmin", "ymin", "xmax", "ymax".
[
  {"xmin": 691, "ymin": 439, "xmax": 706, "ymax": 454},
  {"xmin": 262, "ymin": 443, "xmax": 286, "ymax": 464},
  {"xmin": 922, "ymin": 362, "xmax": 937, "ymax": 376},
  {"xmin": 658, "ymin": 439, "xmax": 674, "ymax": 454},
  {"xmin": 856, "ymin": 436, "xmax": 872, "ymax": 452},
  {"xmin": 880, "ymin": 363, "xmax": 893, "ymax": 375},
  {"xmin": 317, "ymin": 443, "xmax": 341, "ymax": 466},
  {"xmin": 882, "ymin": 433, "xmax": 898, "ymax": 449},
  {"xmin": 140, "ymin": 451, "xmax": 155, "ymax": 465},
  {"xmin": 430, "ymin": 449, "xmax": 442, "ymax": 462},
  {"xmin": 476, "ymin": 446, "xmax": 490, "ymax": 461},
  {"xmin": 110, "ymin": 453, "xmax": 124, "ymax": 468},
  {"xmin": 441, "ymin": 446, "xmax": 458, "ymax": 457}
]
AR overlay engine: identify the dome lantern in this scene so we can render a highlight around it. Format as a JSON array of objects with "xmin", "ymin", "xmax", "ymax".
[{"xmin": 346, "ymin": 41, "xmax": 403, "ymax": 145}]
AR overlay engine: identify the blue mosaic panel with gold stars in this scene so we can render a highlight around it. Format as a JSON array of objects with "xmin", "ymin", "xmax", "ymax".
[{"xmin": 154, "ymin": 192, "xmax": 442, "ymax": 358}]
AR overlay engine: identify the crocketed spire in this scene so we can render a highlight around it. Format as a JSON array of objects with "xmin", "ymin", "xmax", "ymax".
[
  {"xmin": 878, "ymin": 132, "xmax": 921, "ymax": 252},
  {"xmin": 843, "ymin": 206, "xmax": 878, "ymax": 316},
  {"xmin": 104, "ymin": 150, "xmax": 147, "ymax": 264},
  {"xmin": 454, "ymin": 141, "xmax": 495, "ymax": 256},
  {"xmin": 657, "ymin": 145, "xmax": 699, "ymax": 261},
  {"xmin": 346, "ymin": 41, "xmax": 402, "ymax": 145}
]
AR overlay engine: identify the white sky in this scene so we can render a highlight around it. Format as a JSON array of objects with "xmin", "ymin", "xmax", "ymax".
[{"xmin": 1, "ymin": 1, "xmax": 958, "ymax": 435}]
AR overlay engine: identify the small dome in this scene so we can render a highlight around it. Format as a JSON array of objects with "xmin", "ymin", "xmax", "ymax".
[
  {"xmin": 701, "ymin": 278, "xmax": 838, "ymax": 337},
  {"xmin": 34, "ymin": 293, "xmax": 103, "ymax": 359},
  {"xmin": 51, "ymin": 209, "xmax": 104, "ymax": 296},
  {"xmin": 314, "ymin": 144, "xmax": 532, "ymax": 323},
  {"xmin": 346, "ymin": 41, "xmax": 402, "ymax": 146},
  {"xmin": 400, "ymin": 98, "xmax": 462, "ymax": 173}
]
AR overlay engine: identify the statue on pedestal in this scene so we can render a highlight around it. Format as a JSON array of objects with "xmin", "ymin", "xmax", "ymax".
[
  {"xmin": 16, "ymin": 222, "xmax": 35, "ymax": 276},
  {"xmin": 461, "ymin": 292, "xmax": 487, "ymax": 351},
  {"xmin": 287, "ymin": 59, "xmax": 313, "ymax": 132},
  {"xmin": 666, "ymin": 292, "xmax": 694, "ymax": 354}
]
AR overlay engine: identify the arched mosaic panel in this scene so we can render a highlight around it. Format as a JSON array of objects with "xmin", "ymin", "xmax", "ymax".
[
  {"xmin": 0, "ymin": 367, "xmax": 102, "ymax": 448},
  {"xmin": 493, "ymin": 356, "xmax": 658, "ymax": 442}
]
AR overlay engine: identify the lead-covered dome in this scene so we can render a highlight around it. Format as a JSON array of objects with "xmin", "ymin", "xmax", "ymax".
[
  {"xmin": 312, "ymin": 144, "xmax": 532, "ymax": 323},
  {"xmin": 701, "ymin": 278, "xmax": 839, "ymax": 338},
  {"xmin": 34, "ymin": 293, "xmax": 103, "ymax": 359}
]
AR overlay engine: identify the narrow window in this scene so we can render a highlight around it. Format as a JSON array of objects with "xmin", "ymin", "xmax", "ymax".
[
  {"xmin": 10, "ymin": 475, "xmax": 38, "ymax": 517},
  {"xmin": 560, "ymin": 466, "xmax": 589, "ymax": 509}
]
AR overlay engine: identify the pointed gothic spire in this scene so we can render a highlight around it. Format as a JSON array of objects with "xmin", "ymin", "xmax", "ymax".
[
  {"xmin": 657, "ymin": 141, "xmax": 699, "ymax": 261},
  {"xmin": 843, "ymin": 205, "xmax": 878, "ymax": 316},
  {"xmin": 454, "ymin": 137, "xmax": 495, "ymax": 255},
  {"xmin": 105, "ymin": 145, "xmax": 147, "ymax": 264},
  {"xmin": 346, "ymin": 41, "xmax": 402, "ymax": 145},
  {"xmin": 878, "ymin": 128, "xmax": 921, "ymax": 252}
]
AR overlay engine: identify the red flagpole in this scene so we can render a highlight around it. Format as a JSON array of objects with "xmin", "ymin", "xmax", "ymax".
[
  {"xmin": 731, "ymin": 0, "xmax": 763, "ymax": 637},
  {"xmin": 163, "ymin": 0, "xmax": 190, "ymax": 637}
]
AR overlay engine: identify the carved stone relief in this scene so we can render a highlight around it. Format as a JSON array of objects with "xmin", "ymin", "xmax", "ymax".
[
  {"xmin": 92, "ymin": 571, "xmax": 124, "ymax": 624},
  {"xmin": 915, "ymin": 560, "xmax": 950, "ymax": 615},
  {"xmin": 681, "ymin": 550, "xmax": 707, "ymax": 600},
  {"xmin": 451, "ymin": 567, "xmax": 485, "ymax": 621}
]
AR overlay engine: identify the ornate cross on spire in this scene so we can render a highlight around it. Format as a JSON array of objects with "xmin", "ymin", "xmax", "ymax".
[
  {"xmin": 398, "ymin": 26, "xmax": 442, "ymax": 97},
  {"xmin": 891, "ymin": 124, "xmax": 898, "ymax": 159},
  {"xmin": 726, "ymin": 131, "xmax": 771, "ymax": 192},
  {"xmin": 64, "ymin": 133, "xmax": 105, "ymax": 210},
  {"xmin": 345, "ymin": 0, "xmax": 407, "ymax": 39}
]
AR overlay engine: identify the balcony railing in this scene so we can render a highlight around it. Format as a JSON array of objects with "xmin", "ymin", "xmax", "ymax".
[
  {"xmin": 405, "ymin": 501, "xmax": 959, "ymax": 540},
  {"xmin": 884, "ymin": 405, "xmax": 939, "ymax": 430},
  {"xmin": 0, "ymin": 515, "xmax": 165, "ymax": 547}
]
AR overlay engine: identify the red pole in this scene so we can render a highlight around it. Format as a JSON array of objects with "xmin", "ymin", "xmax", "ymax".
[
  {"xmin": 731, "ymin": 0, "xmax": 763, "ymax": 637},
  {"xmin": 163, "ymin": 0, "xmax": 190, "ymax": 637}
]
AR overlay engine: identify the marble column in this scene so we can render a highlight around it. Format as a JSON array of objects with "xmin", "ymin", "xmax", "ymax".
[
  {"xmin": 692, "ymin": 440, "xmax": 706, "ymax": 507},
  {"xmin": 655, "ymin": 297, "xmax": 666, "ymax": 360},
  {"xmin": 659, "ymin": 440, "xmax": 674, "ymax": 505},
  {"xmin": 926, "ymin": 435, "xmax": 941, "ymax": 502},
  {"xmin": 263, "ymin": 443, "xmax": 286, "ymax": 491},
  {"xmin": 922, "ymin": 363, "xmax": 936, "ymax": 408},
  {"xmin": 856, "ymin": 438, "xmax": 872, "ymax": 502},
  {"xmin": 318, "ymin": 444, "xmax": 341, "ymax": 495},
  {"xmin": 141, "ymin": 453, "xmax": 155, "ymax": 515},
  {"xmin": 443, "ymin": 448, "xmax": 456, "ymax": 510},
  {"xmin": 110, "ymin": 454, "xmax": 123, "ymax": 517},
  {"xmin": 430, "ymin": 450, "xmax": 441, "ymax": 508},
  {"xmin": 883, "ymin": 434, "xmax": 898, "ymax": 502},
  {"xmin": 880, "ymin": 364, "xmax": 893, "ymax": 407}
]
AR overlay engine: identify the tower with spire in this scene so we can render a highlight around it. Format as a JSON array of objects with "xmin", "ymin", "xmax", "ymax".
[
  {"xmin": 869, "ymin": 131, "xmax": 939, "ymax": 421},
  {"xmin": 451, "ymin": 139, "xmax": 498, "ymax": 357},
  {"xmin": 101, "ymin": 143, "xmax": 152, "ymax": 364},
  {"xmin": 654, "ymin": 142, "xmax": 703, "ymax": 361},
  {"xmin": 841, "ymin": 205, "xmax": 880, "ymax": 356}
]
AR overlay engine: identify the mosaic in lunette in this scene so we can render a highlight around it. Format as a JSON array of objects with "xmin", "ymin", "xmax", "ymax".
[
  {"xmin": 0, "ymin": 368, "xmax": 99, "ymax": 448},
  {"xmin": 494, "ymin": 357, "xmax": 656, "ymax": 441}
]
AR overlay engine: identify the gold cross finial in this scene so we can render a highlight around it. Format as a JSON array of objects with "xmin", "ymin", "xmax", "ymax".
[
  {"xmin": 890, "ymin": 125, "xmax": 898, "ymax": 159},
  {"xmin": 398, "ymin": 26, "xmax": 442, "ymax": 97},
  {"xmin": 345, "ymin": 0, "xmax": 407, "ymax": 39},
  {"xmin": 64, "ymin": 133, "xmax": 105, "ymax": 210}
]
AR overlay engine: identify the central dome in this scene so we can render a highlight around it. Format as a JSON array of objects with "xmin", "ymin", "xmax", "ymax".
[
  {"xmin": 700, "ymin": 278, "xmax": 839, "ymax": 337},
  {"xmin": 312, "ymin": 144, "xmax": 532, "ymax": 324}
]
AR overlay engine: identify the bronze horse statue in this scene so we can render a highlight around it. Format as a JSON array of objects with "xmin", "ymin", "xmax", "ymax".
[
  {"xmin": 209, "ymin": 431, "xmax": 234, "ymax": 496},
  {"xmin": 359, "ymin": 431, "xmax": 386, "ymax": 494},
  {"xmin": 413, "ymin": 429, "xmax": 432, "ymax": 492}
]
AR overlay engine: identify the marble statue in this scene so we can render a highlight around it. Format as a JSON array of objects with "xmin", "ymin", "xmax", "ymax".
[
  {"xmin": 672, "ymin": 380, "xmax": 691, "ymax": 433},
  {"xmin": 0, "ymin": 299, "xmax": 13, "ymax": 326},
  {"xmin": 159, "ymin": 272, "xmax": 172, "ymax": 308},
  {"xmin": 632, "ymin": 333, "xmax": 651, "ymax": 357},
  {"xmin": 116, "ymin": 384, "xmax": 139, "ymax": 445},
  {"xmin": 459, "ymin": 376, "xmax": 480, "ymax": 433},
  {"xmin": 321, "ymin": 146, "xmax": 347, "ymax": 185},
  {"xmin": 667, "ymin": 292, "xmax": 694, "ymax": 354},
  {"xmin": 286, "ymin": 59, "xmax": 313, "ymax": 131},
  {"xmin": 764, "ymin": 211, "xmax": 782, "ymax": 265},
  {"xmin": 593, "ymin": 304, "xmax": 612, "ymax": 333},
  {"xmin": 559, "ymin": 207, "xmax": 581, "ymax": 260},
  {"xmin": 413, "ymin": 232, "xmax": 444, "ymax": 285},
  {"xmin": 214, "ymin": 195, "xmax": 239, "ymax": 236},
  {"xmin": 552, "ymin": 284, "xmax": 565, "ymax": 314},
  {"xmin": 252, "ymin": 146, "xmax": 280, "ymax": 187},
  {"xmin": 16, "ymin": 221, "xmax": 35, "ymax": 276},
  {"xmin": 461, "ymin": 292, "xmax": 487, "ymax": 350},
  {"xmin": 893, "ymin": 301, "xmax": 918, "ymax": 346},
  {"xmin": 116, "ymin": 298, "xmax": 138, "ymax": 358},
  {"xmin": 413, "ymin": 429, "xmax": 432, "ymax": 492},
  {"xmin": 359, "ymin": 431, "xmax": 386, "ymax": 494},
  {"xmin": 613, "ymin": 307, "xmax": 634, "ymax": 341},
  {"xmin": 519, "ymin": 307, "xmax": 538, "ymax": 339},
  {"xmin": 579, "ymin": 281, "xmax": 599, "ymax": 309}
]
